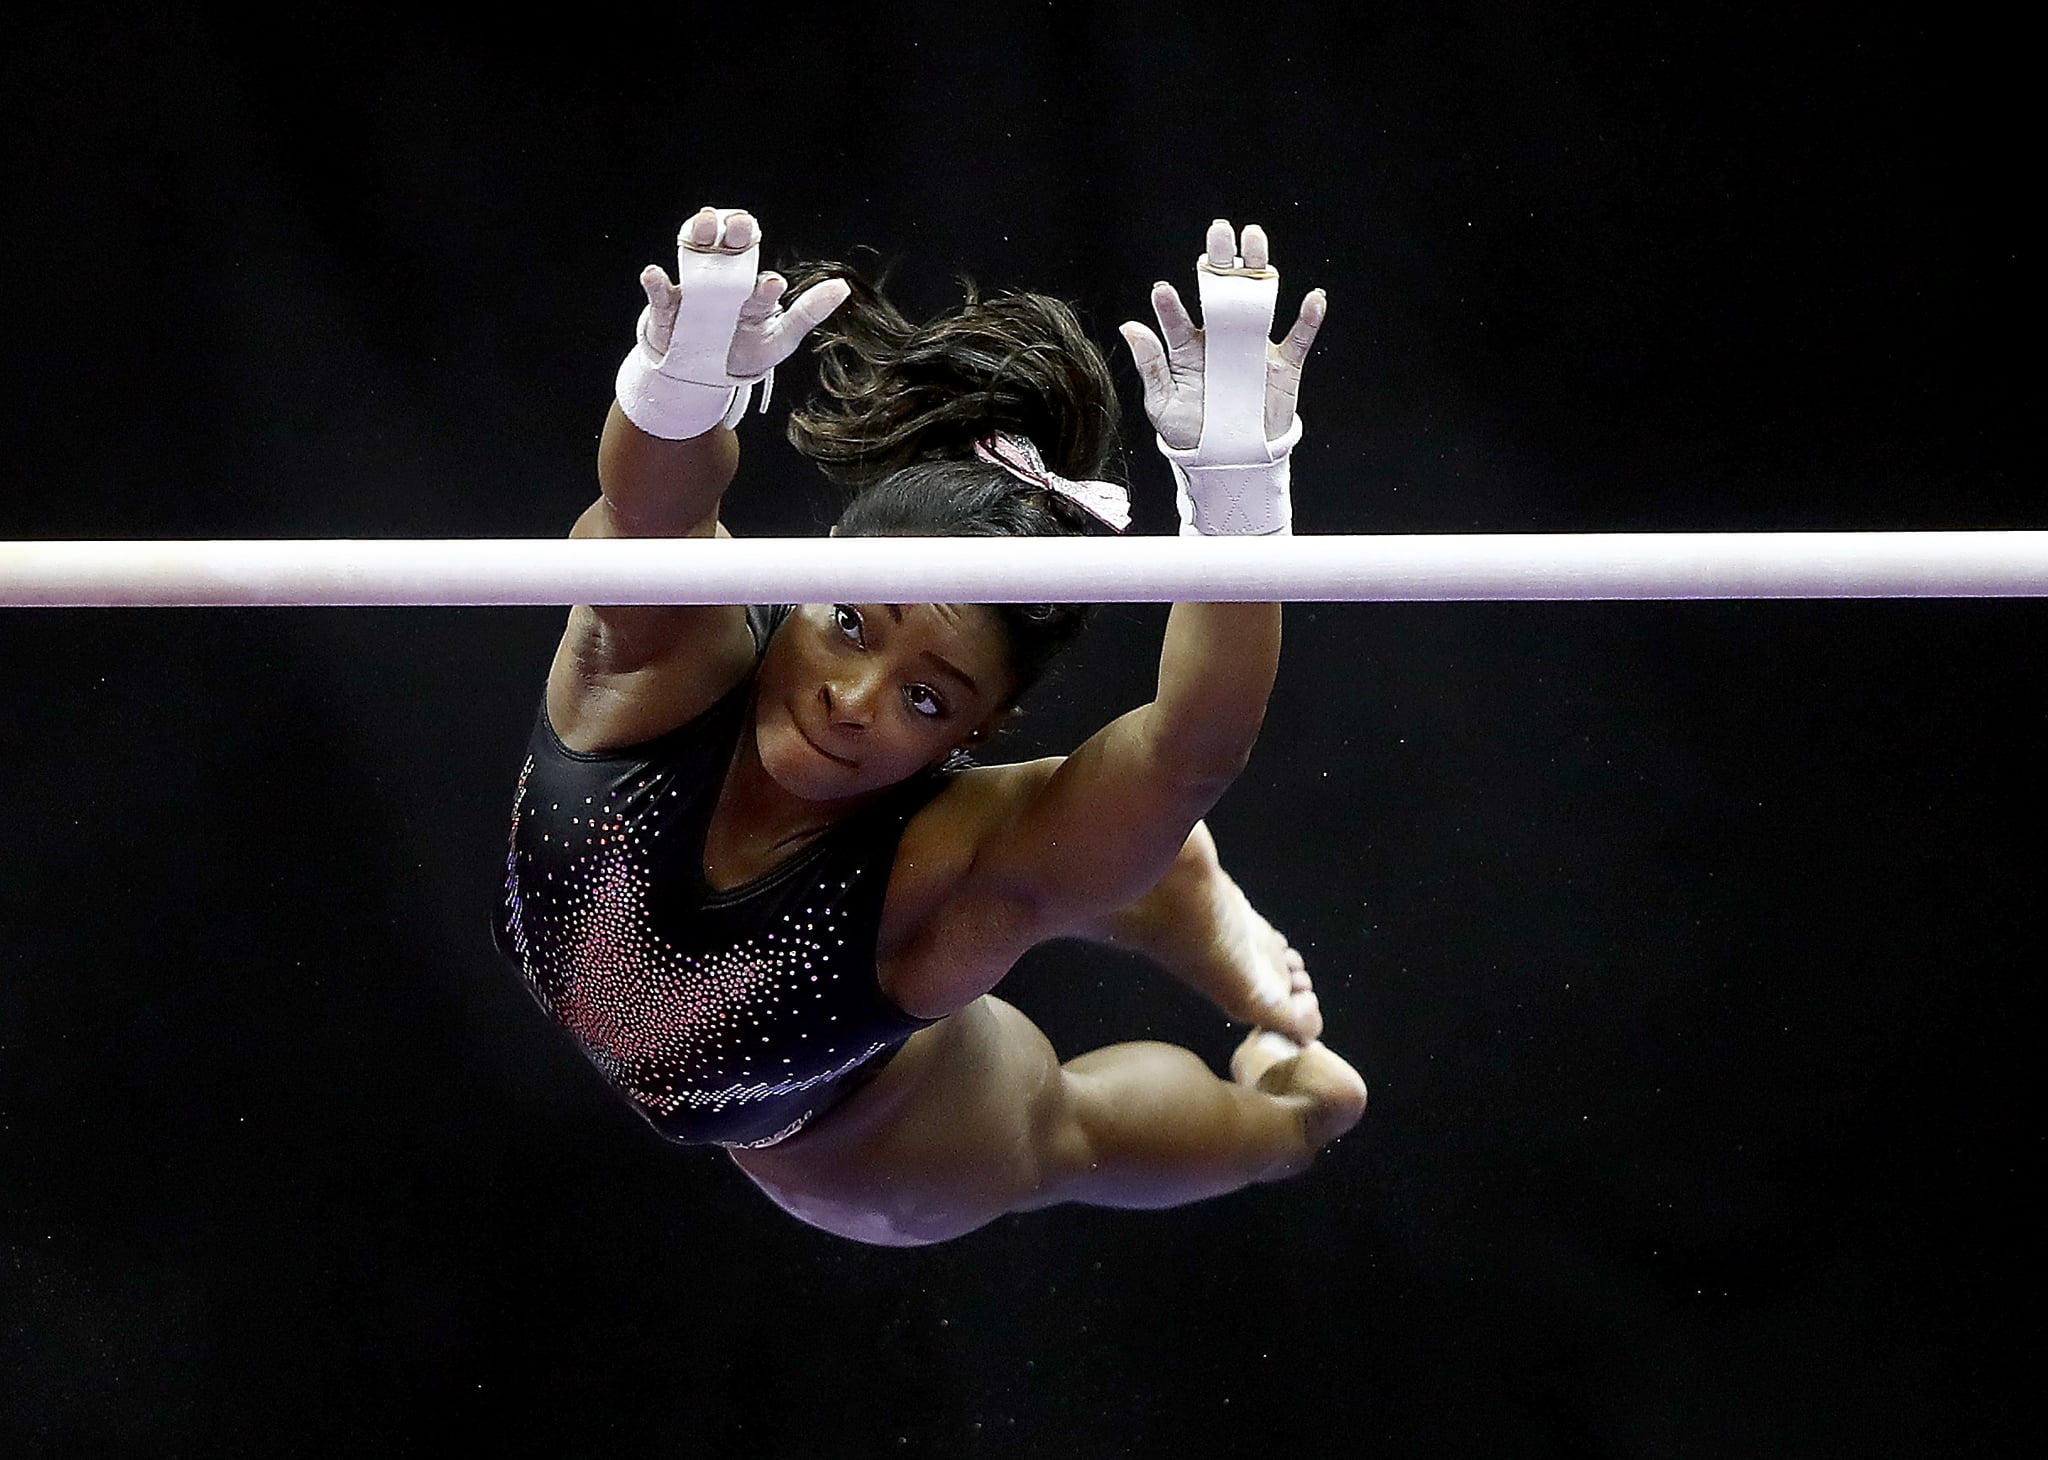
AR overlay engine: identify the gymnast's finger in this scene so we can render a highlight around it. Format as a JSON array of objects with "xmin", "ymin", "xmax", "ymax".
[
  {"xmin": 1241, "ymin": 223, "xmax": 1270, "ymax": 272},
  {"xmin": 775, "ymin": 278, "xmax": 853, "ymax": 339},
  {"xmin": 1119, "ymin": 320, "xmax": 1172, "ymax": 401},
  {"xmin": 736, "ymin": 272, "xmax": 788, "ymax": 322},
  {"xmin": 721, "ymin": 210, "xmax": 758, "ymax": 252},
  {"xmin": 1206, "ymin": 218, "xmax": 1236, "ymax": 269},
  {"xmin": 640, "ymin": 265, "xmax": 680, "ymax": 349},
  {"xmin": 639, "ymin": 264, "xmax": 678, "ymax": 310},
  {"xmin": 1276, "ymin": 289, "xmax": 1327, "ymax": 369},
  {"xmin": 754, "ymin": 280, "xmax": 850, "ymax": 370},
  {"xmin": 680, "ymin": 205, "xmax": 723, "ymax": 251},
  {"xmin": 1150, "ymin": 281, "xmax": 1200, "ymax": 357}
]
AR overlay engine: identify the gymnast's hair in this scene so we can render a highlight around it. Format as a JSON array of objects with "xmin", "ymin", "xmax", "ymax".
[{"xmin": 783, "ymin": 259, "xmax": 1122, "ymax": 709}]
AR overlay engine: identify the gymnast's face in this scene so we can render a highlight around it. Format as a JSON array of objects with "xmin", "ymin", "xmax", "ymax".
[{"xmin": 752, "ymin": 601, "xmax": 1015, "ymax": 799}]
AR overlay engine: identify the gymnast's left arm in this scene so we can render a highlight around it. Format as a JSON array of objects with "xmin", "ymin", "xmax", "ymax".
[{"xmin": 960, "ymin": 220, "xmax": 1326, "ymax": 936}]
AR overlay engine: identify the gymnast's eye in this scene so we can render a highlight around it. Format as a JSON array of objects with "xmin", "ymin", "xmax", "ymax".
[
  {"xmin": 832, "ymin": 604, "xmax": 864, "ymax": 645},
  {"xmin": 904, "ymin": 683, "xmax": 947, "ymax": 719}
]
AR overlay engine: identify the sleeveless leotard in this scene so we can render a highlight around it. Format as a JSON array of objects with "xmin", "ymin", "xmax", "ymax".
[{"xmin": 492, "ymin": 606, "xmax": 948, "ymax": 1148}]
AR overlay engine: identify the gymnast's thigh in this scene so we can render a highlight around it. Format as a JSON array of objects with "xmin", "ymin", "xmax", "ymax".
[{"xmin": 728, "ymin": 995, "xmax": 1082, "ymax": 1240}]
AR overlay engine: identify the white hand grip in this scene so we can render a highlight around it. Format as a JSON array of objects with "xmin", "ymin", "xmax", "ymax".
[
  {"xmin": 1156, "ymin": 256, "xmax": 1301, "ymax": 536},
  {"xmin": 614, "ymin": 208, "xmax": 774, "ymax": 440}
]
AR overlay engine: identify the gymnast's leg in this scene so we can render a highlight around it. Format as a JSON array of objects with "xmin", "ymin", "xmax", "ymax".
[
  {"xmin": 732, "ymin": 831, "xmax": 1363, "ymax": 1238},
  {"xmin": 1040, "ymin": 1028, "xmax": 1366, "ymax": 1211},
  {"xmin": 1007, "ymin": 822, "xmax": 1369, "ymax": 1211},
  {"xmin": 729, "ymin": 994, "xmax": 1364, "ymax": 1243}
]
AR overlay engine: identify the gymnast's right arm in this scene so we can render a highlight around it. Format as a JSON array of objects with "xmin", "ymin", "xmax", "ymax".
[{"xmin": 546, "ymin": 206, "xmax": 850, "ymax": 750}]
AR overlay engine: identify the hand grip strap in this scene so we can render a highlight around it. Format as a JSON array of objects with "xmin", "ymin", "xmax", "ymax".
[
  {"xmin": 614, "ymin": 209, "xmax": 776, "ymax": 440},
  {"xmin": 1155, "ymin": 256, "xmax": 1301, "ymax": 536}
]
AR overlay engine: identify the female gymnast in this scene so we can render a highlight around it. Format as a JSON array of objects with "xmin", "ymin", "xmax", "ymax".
[{"xmin": 493, "ymin": 206, "xmax": 1367, "ymax": 1246}]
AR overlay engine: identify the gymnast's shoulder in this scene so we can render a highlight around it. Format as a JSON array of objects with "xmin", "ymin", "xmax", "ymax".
[{"xmin": 880, "ymin": 755, "xmax": 1069, "ymax": 959}]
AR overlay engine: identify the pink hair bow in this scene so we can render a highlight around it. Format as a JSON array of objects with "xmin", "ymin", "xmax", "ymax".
[{"xmin": 972, "ymin": 432, "xmax": 1131, "ymax": 533}]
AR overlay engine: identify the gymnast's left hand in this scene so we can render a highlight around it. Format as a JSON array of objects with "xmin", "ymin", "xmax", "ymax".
[{"xmin": 1119, "ymin": 219, "xmax": 1329, "ymax": 450}]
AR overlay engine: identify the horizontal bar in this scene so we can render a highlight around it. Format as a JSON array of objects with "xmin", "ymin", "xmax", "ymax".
[{"xmin": 0, "ymin": 533, "xmax": 2043, "ymax": 607}]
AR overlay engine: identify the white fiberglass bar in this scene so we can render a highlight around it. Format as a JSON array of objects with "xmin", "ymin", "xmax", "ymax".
[{"xmin": 1, "ymin": 533, "xmax": 2044, "ymax": 607}]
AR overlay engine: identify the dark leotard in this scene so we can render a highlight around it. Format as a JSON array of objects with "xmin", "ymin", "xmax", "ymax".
[{"xmin": 492, "ymin": 606, "xmax": 948, "ymax": 1148}]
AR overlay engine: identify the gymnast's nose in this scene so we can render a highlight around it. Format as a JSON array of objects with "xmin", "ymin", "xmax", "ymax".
[{"xmin": 821, "ymin": 670, "xmax": 881, "ymax": 731}]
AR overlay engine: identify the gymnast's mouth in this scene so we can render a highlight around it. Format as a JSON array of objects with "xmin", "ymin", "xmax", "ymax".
[{"xmin": 792, "ymin": 713, "xmax": 857, "ymax": 768}]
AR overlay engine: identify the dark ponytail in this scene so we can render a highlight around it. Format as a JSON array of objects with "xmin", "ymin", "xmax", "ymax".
[
  {"xmin": 785, "ymin": 262, "xmax": 1119, "ymax": 487},
  {"xmin": 782, "ymin": 260, "xmax": 1124, "ymax": 708}
]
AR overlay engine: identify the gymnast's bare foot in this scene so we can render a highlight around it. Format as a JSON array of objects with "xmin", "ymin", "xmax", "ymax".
[
  {"xmin": 1231, "ymin": 1031, "xmax": 1369, "ymax": 1148},
  {"xmin": 1199, "ymin": 868, "xmax": 1324, "ymax": 1043}
]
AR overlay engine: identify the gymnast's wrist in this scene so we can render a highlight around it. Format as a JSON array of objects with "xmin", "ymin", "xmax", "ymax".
[
  {"xmin": 1157, "ymin": 414, "xmax": 1303, "ymax": 536},
  {"xmin": 614, "ymin": 334, "xmax": 746, "ymax": 442}
]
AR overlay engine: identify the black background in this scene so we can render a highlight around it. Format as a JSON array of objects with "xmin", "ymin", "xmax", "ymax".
[{"xmin": 0, "ymin": 4, "xmax": 2033, "ymax": 1454}]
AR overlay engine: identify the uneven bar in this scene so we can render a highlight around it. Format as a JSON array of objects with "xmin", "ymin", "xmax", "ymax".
[{"xmin": 1, "ymin": 533, "xmax": 2044, "ymax": 607}]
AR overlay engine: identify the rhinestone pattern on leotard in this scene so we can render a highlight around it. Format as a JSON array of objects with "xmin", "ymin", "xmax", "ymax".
[{"xmin": 493, "ymin": 656, "xmax": 945, "ymax": 1148}]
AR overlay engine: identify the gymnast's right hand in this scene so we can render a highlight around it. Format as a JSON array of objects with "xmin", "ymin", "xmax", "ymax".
[
  {"xmin": 1118, "ymin": 219, "xmax": 1326, "ymax": 452},
  {"xmin": 636, "ymin": 207, "xmax": 851, "ymax": 378},
  {"xmin": 1120, "ymin": 219, "xmax": 1325, "ymax": 535},
  {"xmin": 615, "ymin": 206, "xmax": 852, "ymax": 440}
]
